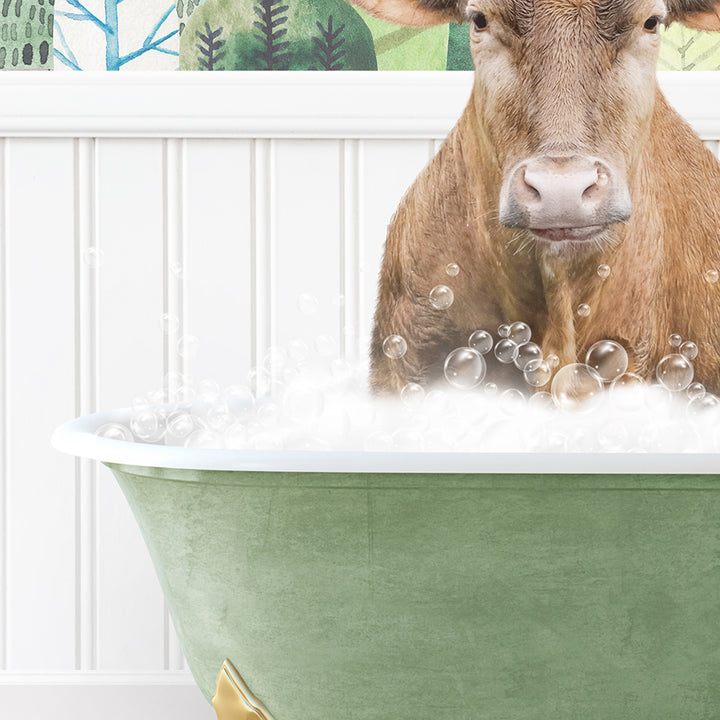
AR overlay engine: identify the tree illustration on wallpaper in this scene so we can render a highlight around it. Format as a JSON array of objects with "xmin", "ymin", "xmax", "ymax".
[
  {"xmin": 54, "ymin": 0, "xmax": 178, "ymax": 70},
  {"xmin": 179, "ymin": 0, "xmax": 376, "ymax": 70},
  {"xmin": 195, "ymin": 21, "xmax": 225, "ymax": 70},
  {"xmin": 0, "ymin": 0, "xmax": 53, "ymax": 70}
]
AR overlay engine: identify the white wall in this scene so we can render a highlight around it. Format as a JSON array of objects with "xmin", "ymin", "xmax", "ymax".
[{"xmin": 0, "ymin": 72, "xmax": 717, "ymax": 719}]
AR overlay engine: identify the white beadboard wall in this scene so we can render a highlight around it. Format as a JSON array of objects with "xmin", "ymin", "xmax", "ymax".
[{"xmin": 0, "ymin": 72, "xmax": 717, "ymax": 720}]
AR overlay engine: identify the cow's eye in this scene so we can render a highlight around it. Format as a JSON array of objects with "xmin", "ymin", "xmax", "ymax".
[
  {"xmin": 643, "ymin": 16, "xmax": 661, "ymax": 32},
  {"xmin": 471, "ymin": 12, "xmax": 488, "ymax": 31}
]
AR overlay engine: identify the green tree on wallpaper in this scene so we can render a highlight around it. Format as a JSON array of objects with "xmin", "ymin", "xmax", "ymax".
[
  {"xmin": 659, "ymin": 24, "xmax": 720, "ymax": 70},
  {"xmin": 180, "ymin": 0, "xmax": 377, "ymax": 70},
  {"xmin": 0, "ymin": 0, "xmax": 52, "ymax": 70}
]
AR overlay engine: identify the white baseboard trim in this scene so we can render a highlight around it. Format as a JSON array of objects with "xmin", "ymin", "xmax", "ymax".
[{"xmin": 0, "ymin": 675, "xmax": 216, "ymax": 720}]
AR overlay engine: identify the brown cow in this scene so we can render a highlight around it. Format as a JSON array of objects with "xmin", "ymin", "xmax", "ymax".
[{"xmin": 354, "ymin": 0, "xmax": 720, "ymax": 395}]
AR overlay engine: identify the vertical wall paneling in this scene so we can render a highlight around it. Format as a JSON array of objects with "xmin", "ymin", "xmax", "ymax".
[
  {"xmin": 273, "ymin": 140, "xmax": 342, "ymax": 364},
  {"xmin": 0, "ymin": 138, "xmax": 6, "ymax": 673},
  {"xmin": 252, "ymin": 139, "xmax": 273, "ymax": 392},
  {"xmin": 357, "ymin": 140, "xmax": 434, "ymax": 349},
  {"xmin": 75, "ymin": 137, "xmax": 97, "ymax": 671},
  {"xmin": 94, "ymin": 139, "xmax": 166, "ymax": 671},
  {"xmin": 704, "ymin": 139, "xmax": 720, "ymax": 158},
  {"xmin": 341, "ymin": 140, "xmax": 361, "ymax": 361},
  {"xmin": 183, "ymin": 139, "xmax": 254, "ymax": 390},
  {"xmin": 162, "ymin": 139, "xmax": 186, "ymax": 672},
  {"xmin": 5, "ymin": 139, "xmax": 77, "ymax": 671}
]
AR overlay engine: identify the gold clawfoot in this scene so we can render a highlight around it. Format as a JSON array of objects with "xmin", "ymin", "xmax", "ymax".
[{"xmin": 212, "ymin": 659, "xmax": 276, "ymax": 720}]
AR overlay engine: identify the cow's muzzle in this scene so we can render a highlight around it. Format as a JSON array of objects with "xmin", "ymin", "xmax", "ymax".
[{"xmin": 498, "ymin": 155, "xmax": 632, "ymax": 241}]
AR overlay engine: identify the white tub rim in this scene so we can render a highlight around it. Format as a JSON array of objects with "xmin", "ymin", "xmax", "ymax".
[{"xmin": 51, "ymin": 408, "xmax": 720, "ymax": 475}]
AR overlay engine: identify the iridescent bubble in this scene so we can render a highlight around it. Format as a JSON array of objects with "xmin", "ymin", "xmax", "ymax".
[
  {"xmin": 551, "ymin": 363, "xmax": 604, "ymax": 412},
  {"xmin": 705, "ymin": 269, "xmax": 719, "ymax": 284},
  {"xmin": 687, "ymin": 382, "xmax": 706, "ymax": 401},
  {"xmin": 546, "ymin": 353, "xmax": 560, "ymax": 369},
  {"xmin": 224, "ymin": 384, "xmax": 255, "ymax": 420},
  {"xmin": 298, "ymin": 293, "xmax": 319, "ymax": 315},
  {"xmin": 523, "ymin": 359, "xmax": 552, "ymax": 387},
  {"xmin": 668, "ymin": 333, "xmax": 682, "ymax": 347},
  {"xmin": 443, "ymin": 347, "xmax": 486, "ymax": 389},
  {"xmin": 577, "ymin": 303, "xmax": 591, "ymax": 317},
  {"xmin": 597, "ymin": 264, "xmax": 611, "ymax": 279},
  {"xmin": 130, "ymin": 409, "xmax": 164, "ymax": 441},
  {"xmin": 166, "ymin": 411, "xmax": 195, "ymax": 440},
  {"xmin": 514, "ymin": 342, "xmax": 542, "ymax": 371},
  {"xmin": 177, "ymin": 335, "xmax": 200, "ymax": 358},
  {"xmin": 96, "ymin": 422, "xmax": 132, "ymax": 442},
  {"xmin": 610, "ymin": 372, "xmax": 646, "ymax": 395},
  {"xmin": 468, "ymin": 329, "xmax": 493, "ymax": 355},
  {"xmin": 484, "ymin": 382, "xmax": 498, "ymax": 396},
  {"xmin": 498, "ymin": 323, "xmax": 510, "ymax": 338},
  {"xmin": 429, "ymin": 285, "xmax": 454, "ymax": 310},
  {"xmin": 159, "ymin": 313, "xmax": 180, "ymax": 335},
  {"xmin": 494, "ymin": 338, "xmax": 519, "ymax": 364},
  {"xmin": 656, "ymin": 353, "xmax": 694, "ymax": 392},
  {"xmin": 83, "ymin": 247, "xmax": 104, "ymax": 269},
  {"xmin": 585, "ymin": 340, "xmax": 628, "ymax": 383},
  {"xmin": 680, "ymin": 341, "xmax": 698, "ymax": 360},
  {"xmin": 382, "ymin": 334, "xmax": 408, "ymax": 360},
  {"xmin": 400, "ymin": 382, "xmax": 425, "ymax": 408},
  {"xmin": 508, "ymin": 321, "xmax": 532, "ymax": 346},
  {"xmin": 446, "ymin": 262, "xmax": 460, "ymax": 277}
]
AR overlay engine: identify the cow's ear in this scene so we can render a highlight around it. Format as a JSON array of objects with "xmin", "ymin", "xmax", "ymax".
[
  {"xmin": 350, "ymin": 0, "xmax": 463, "ymax": 27},
  {"xmin": 667, "ymin": 0, "xmax": 720, "ymax": 31}
]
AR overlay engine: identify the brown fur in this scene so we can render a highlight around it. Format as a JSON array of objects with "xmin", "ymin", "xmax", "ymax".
[{"xmin": 367, "ymin": 0, "xmax": 720, "ymax": 394}]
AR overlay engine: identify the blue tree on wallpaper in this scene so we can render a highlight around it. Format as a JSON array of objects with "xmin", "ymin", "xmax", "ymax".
[{"xmin": 54, "ymin": 0, "xmax": 178, "ymax": 70}]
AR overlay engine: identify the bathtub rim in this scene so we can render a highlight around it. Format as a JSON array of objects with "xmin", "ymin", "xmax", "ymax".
[{"xmin": 51, "ymin": 408, "xmax": 720, "ymax": 474}]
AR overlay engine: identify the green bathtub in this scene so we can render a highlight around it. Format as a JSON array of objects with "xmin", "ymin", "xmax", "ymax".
[{"xmin": 53, "ymin": 410, "xmax": 720, "ymax": 719}]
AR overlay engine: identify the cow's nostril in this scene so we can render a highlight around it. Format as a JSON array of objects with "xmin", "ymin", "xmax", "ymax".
[{"xmin": 521, "ymin": 167, "xmax": 542, "ymax": 202}]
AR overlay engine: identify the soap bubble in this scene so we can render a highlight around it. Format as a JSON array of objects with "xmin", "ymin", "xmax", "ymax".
[
  {"xmin": 523, "ymin": 359, "xmax": 552, "ymax": 387},
  {"xmin": 484, "ymin": 382, "xmax": 498, "ymax": 396},
  {"xmin": 705, "ymin": 269, "xmax": 719, "ymax": 284},
  {"xmin": 185, "ymin": 429, "xmax": 223, "ymax": 449},
  {"xmin": 83, "ymin": 247, "xmax": 104, "ymax": 269},
  {"xmin": 446, "ymin": 262, "xmax": 460, "ymax": 277},
  {"xmin": 424, "ymin": 389, "xmax": 448, "ymax": 412},
  {"xmin": 315, "ymin": 335, "xmax": 338, "ymax": 357},
  {"xmin": 494, "ymin": 338, "xmax": 519, "ymax": 364},
  {"xmin": 498, "ymin": 323, "xmax": 510, "ymax": 338},
  {"xmin": 264, "ymin": 346, "xmax": 289, "ymax": 374},
  {"xmin": 257, "ymin": 402, "xmax": 281, "ymax": 428},
  {"xmin": 283, "ymin": 384, "xmax": 324, "ymax": 423},
  {"xmin": 687, "ymin": 393, "xmax": 720, "ymax": 415},
  {"xmin": 680, "ymin": 341, "xmax": 698, "ymax": 360},
  {"xmin": 514, "ymin": 342, "xmax": 542, "ymax": 371},
  {"xmin": 198, "ymin": 378, "xmax": 221, "ymax": 402},
  {"xmin": 644, "ymin": 383, "xmax": 672, "ymax": 411},
  {"xmin": 656, "ymin": 353, "xmax": 694, "ymax": 392},
  {"xmin": 668, "ymin": 333, "xmax": 682, "ymax": 347},
  {"xmin": 528, "ymin": 391, "xmax": 553, "ymax": 411},
  {"xmin": 687, "ymin": 382, "xmax": 706, "ymax": 401},
  {"xmin": 223, "ymin": 423, "xmax": 248, "ymax": 449},
  {"xmin": 177, "ymin": 335, "xmax": 200, "ymax": 358},
  {"xmin": 585, "ymin": 340, "xmax": 628, "ymax": 383},
  {"xmin": 400, "ymin": 382, "xmax": 425, "ymax": 408},
  {"xmin": 468, "ymin": 329, "xmax": 493, "ymax": 355},
  {"xmin": 169, "ymin": 262, "xmax": 185, "ymax": 279},
  {"xmin": 364, "ymin": 431, "xmax": 394, "ymax": 452},
  {"xmin": 96, "ymin": 422, "xmax": 132, "ymax": 441},
  {"xmin": 159, "ymin": 313, "xmax": 180, "ymax": 335},
  {"xmin": 288, "ymin": 338, "xmax": 310, "ymax": 363},
  {"xmin": 611, "ymin": 372, "xmax": 646, "ymax": 395},
  {"xmin": 508, "ymin": 321, "xmax": 532, "ymax": 346},
  {"xmin": 130, "ymin": 409, "xmax": 164, "ymax": 441},
  {"xmin": 500, "ymin": 388, "xmax": 526, "ymax": 415},
  {"xmin": 551, "ymin": 363, "xmax": 604, "ymax": 412},
  {"xmin": 206, "ymin": 403, "xmax": 234, "ymax": 432},
  {"xmin": 577, "ymin": 303, "xmax": 591, "ymax": 317},
  {"xmin": 298, "ymin": 292, "xmax": 319, "ymax": 315},
  {"xmin": 429, "ymin": 285, "xmax": 454, "ymax": 310},
  {"xmin": 444, "ymin": 347, "xmax": 486, "ymax": 389},
  {"xmin": 597, "ymin": 264, "xmax": 611, "ymax": 279},
  {"xmin": 383, "ymin": 334, "xmax": 407, "ymax": 360},
  {"xmin": 546, "ymin": 353, "xmax": 560, "ymax": 369},
  {"xmin": 166, "ymin": 411, "xmax": 195, "ymax": 440}
]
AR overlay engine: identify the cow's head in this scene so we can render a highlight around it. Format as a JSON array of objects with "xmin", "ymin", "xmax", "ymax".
[{"xmin": 353, "ymin": 0, "xmax": 720, "ymax": 253}]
